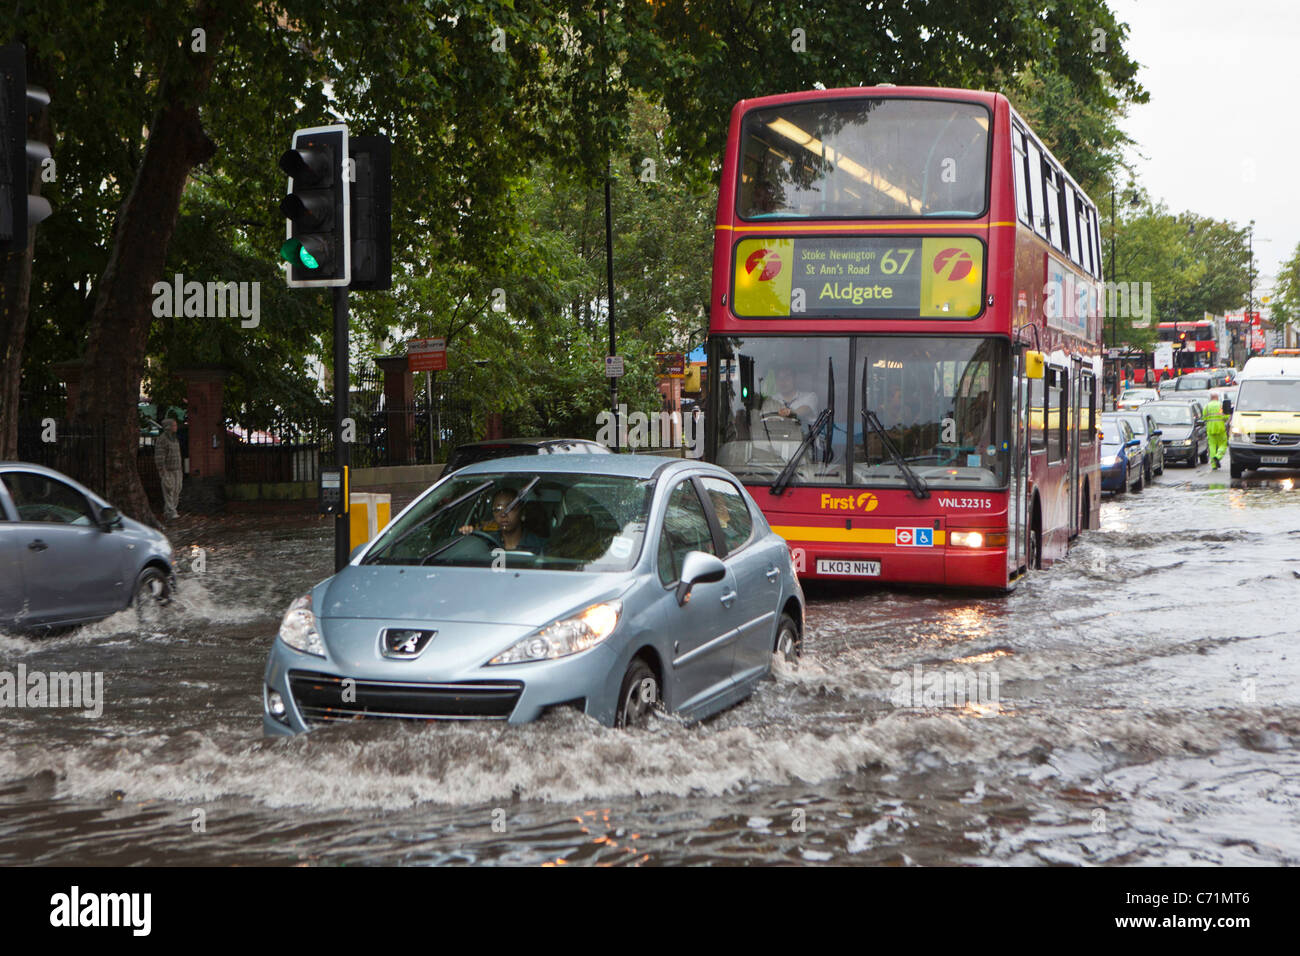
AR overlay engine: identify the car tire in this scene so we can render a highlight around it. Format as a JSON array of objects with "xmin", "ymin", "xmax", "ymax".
[
  {"xmin": 1230, "ymin": 460, "xmax": 1244, "ymax": 479},
  {"xmin": 773, "ymin": 613, "xmax": 801, "ymax": 667},
  {"xmin": 1199, "ymin": 446, "xmax": 1209, "ymax": 464},
  {"xmin": 1115, "ymin": 463, "xmax": 1127, "ymax": 495},
  {"xmin": 616, "ymin": 658, "xmax": 661, "ymax": 729},
  {"xmin": 134, "ymin": 566, "xmax": 171, "ymax": 626},
  {"xmin": 1144, "ymin": 459, "xmax": 1152, "ymax": 483},
  {"xmin": 1132, "ymin": 467, "xmax": 1144, "ymax": 492}
]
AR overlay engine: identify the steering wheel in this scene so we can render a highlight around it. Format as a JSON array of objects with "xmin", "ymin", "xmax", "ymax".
[{"xmin": 419, "ymin": 530, "xmax": 499, "ymax": 565}]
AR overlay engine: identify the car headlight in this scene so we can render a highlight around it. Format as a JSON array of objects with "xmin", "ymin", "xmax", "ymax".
[
  {"xmin": 1230, "ymin": 425, "xmax": 1244, "ymax": 438},
  {"xmin": 1102, "ymin": 455, "xmax": 1119, "ymax": 466},
  {"xmin": 278, "ymin": 594, "xmax": 326, "ymax": 657},
  {"xmin": 1178, "ymin": 439, "xmax": 1193, "ymax": 446},
  {"xmin": 488, "ymin": 601, "xmax": 621, "ymax": 665}
]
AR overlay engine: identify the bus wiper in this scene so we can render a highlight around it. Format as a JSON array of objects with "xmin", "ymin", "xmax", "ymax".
[
  {"xmin": 861, "ymin": 408, "xmax": 930, "ymax": 500},
  {"xmin": 367, "ymin": 479, "xmax": 493, "ymax": 562},
  {"xmin": 770, "ymin": 406, "xmax": 832, "ymax": 496}
]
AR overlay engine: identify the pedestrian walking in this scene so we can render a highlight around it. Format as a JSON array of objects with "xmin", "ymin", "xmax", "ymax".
[
  {"xmin": 155, "ymin": 417, "xmax": 183, "ymax": 519},
  {"xmin": 1203, "ymin": 391, "xmax": 1229, "ymax": 470}
]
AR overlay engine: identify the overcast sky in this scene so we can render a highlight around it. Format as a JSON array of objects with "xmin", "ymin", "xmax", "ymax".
[{"xmin": 1111, "ymin": 0, "xmax": 1296, "ymax": 291}]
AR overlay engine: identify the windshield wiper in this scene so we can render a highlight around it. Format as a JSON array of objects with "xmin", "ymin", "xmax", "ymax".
[
  {"xmin": 366, "ymin": 479, "xmax": 493, "ymax": 562},
  {"xmin": 770, "ymin": 406, "xmax": 832, "ymax": 496},
  {"xmin": 860, "ymin": 408, "xmax": 930, "ymax": 500}
]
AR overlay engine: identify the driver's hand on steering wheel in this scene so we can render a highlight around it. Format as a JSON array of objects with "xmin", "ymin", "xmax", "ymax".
[{"xmin": 457, "ymin": 524, "xmax": 474, "ymax": 535}]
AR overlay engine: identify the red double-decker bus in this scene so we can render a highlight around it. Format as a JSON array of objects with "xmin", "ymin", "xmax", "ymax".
[
  {"xmin": 1157, "ymin": 320, "xmax": 1218, "ymax": 370},
  {"xmin": 704, "ymin": 87, "xmax": 1103, "ymax": 589}
]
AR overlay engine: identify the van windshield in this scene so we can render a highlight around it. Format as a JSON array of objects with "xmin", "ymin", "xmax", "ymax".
[{"xmin": 1235, "ymin": 380, "xmax": 1300, "ymax": 413}]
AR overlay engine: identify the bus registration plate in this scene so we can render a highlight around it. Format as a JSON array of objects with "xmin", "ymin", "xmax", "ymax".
[{"xmin": 816, "ymin": 558, "xmax": 881, "ymax": 577}]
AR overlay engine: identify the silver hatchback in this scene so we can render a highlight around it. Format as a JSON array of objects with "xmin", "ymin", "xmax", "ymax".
[
  {"xmin": 0, "ymin": 463, "xmax": 175, "ymax": 630},
  {"xmin": 263, "ymin": 455, "xmax": 803, "ymax": 733}
]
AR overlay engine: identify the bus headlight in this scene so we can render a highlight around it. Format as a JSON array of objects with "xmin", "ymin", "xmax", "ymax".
[{"xmin": 949, "ymin": 531, "xmax": 1008, "ymax": 549}]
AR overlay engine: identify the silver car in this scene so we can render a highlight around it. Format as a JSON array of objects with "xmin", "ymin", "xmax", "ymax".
[
  {"xmin": 0, "ymin": 462, "xmax": 175, "ymax": 630},
  {"xmin": 263, "ymin": 455, "xmax": 803, "ymax": 734}
]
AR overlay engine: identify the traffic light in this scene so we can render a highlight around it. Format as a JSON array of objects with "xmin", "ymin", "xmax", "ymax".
[
  {"xmin": 348, "ymin": 134, "xmax": 391, "ymax": 291},
  {"xmin": 0, "ymin": 44, "xmax": 52, "ymax": 253},
  {"xmin": 279, "ymin": 124, "xmax": 349, "ymax": 287}
]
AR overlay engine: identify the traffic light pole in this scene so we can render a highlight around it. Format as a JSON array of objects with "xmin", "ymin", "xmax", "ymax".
[{"xmin": 333, "ymin": 286, "xmax": 351, "ymax": 572}]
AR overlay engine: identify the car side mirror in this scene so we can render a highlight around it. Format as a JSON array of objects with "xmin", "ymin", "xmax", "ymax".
[
  {"xmin": 1222, "ymin": 400, "xmax": 1233, "ymax": 415},
  {"xmin": 1126, "ymin": 438, "xmax": 1141, "ymax": 448},
  {"xmin": 675, "ymin": 550, "xmax": 727, "ymax": 607},
  {"xmin": 98, "ymin": 505, "xmax": 121, "ymax": 529},
  {"xmin": 349, "ymin": 543, "xmax": 366, "ymax": 562},
  {"xmin": 1152, "ymin": 429, "xmax": 1163, "ymax": 436}
]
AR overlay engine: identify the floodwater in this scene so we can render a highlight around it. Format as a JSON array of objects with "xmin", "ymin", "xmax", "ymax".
[{"xmin": 2, "ymin": 464, "xmax": 1298, "ymax": 865}]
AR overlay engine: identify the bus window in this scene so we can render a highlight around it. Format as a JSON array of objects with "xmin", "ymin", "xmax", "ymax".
[
  {"xmin": 1013, "ymin": 126, "xmax": 1031, "ymax": 226},
  {"xmin": 736, "ymin": 98, "xmax": 991, "ymax": 220},
  {"xmin": 1081, "ymin": 372, "xmax": 1096, "ymax": 442},
  {"xmin": 1030, "ymin": 374, "xmax": 1046, "ymax": 452},
  {"xmin": 1047, "ymin": 367, "xmax": 1064, "ymax": 462},
  {"xmin": 1044, "ymin": 166, "xmax": 1063, "ymax": 252},
  {"xmin": 1026, "ymin": 139, "xmax": 1048, "ymax": 239}
]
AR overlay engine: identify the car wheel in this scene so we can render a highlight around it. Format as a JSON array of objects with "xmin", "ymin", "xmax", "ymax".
[
  {"xmin": 1132, "ymin": 466, "xmax": 1144, "ymax": 492},
  {"xmin": 616, "ymin": 658, "xmax": 660, "ymax": 729},
  {"xmin": 773, "ymin": 613, "xmax": 801, "ymax": 667},
  {"xmin": 1199, "ymin": 446, "xmax": 1209, "ymax": 464},
  {"xmin": 1230, "ymin": 460, "xmax": 1244, "ymax": 479},
  {"xmin": 1115, "ymin": 463, "xmax": 1127, "ymax": 495},
  {"xmin": 134, "ymin": 566, "xmax": 171, "ymax": 626},
  {"xmin": 1145, "ymin": 459, "xmax": 1152, "ymax": 483}
]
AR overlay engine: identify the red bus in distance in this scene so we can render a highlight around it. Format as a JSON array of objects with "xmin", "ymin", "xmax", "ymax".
[{"xmin": 704, "ymin": 87, "xmax": 1104, "ymax": 589}]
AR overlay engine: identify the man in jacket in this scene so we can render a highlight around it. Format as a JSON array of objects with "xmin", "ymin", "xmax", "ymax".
[
  {"xmin": 155, "ymin": 417, "xmax": 183, "ymax": 518},
  {"xmin": 1203, "ymin": 392, "xmax": 1229, "ymax": 470}
]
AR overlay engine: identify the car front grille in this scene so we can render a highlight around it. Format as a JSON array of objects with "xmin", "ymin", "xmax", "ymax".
[
  {"xmin": 1245, "ymin": 433, "xmax": 1300, "ymax": 446},
  {"xmin": 287, "ymin": 670, "xmax": 524, "ymax": 724}
]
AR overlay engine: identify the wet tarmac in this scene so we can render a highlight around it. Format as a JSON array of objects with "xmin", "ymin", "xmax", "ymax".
[{"xmin": 1, "ymin": 462, "xmax": 1297, "ymax": 865}]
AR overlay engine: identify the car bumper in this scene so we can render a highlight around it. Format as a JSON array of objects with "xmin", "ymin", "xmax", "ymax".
[
  {"xmin": 1160, "ymin": 442, "xmax": 1198, "ymax": 463},
  {"xmin": 1228, "ymin": 443, "xmax": 1300, "ymax": 469},
  {"xmin": 1100, "ymin": 462, "xmax": 1126, "ymax": 490},
  {"xmin": 262, "ymin": 631, "xmax": 623, "ymax": 736}
]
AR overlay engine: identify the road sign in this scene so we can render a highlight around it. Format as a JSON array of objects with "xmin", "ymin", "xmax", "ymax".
[
  {"xmin": 605, "ymin": 355, "xmax": 624, "ymax": 378},
  {"xmin": 407, "ymin": 337, "xmax": 446, "ymax": 371}
]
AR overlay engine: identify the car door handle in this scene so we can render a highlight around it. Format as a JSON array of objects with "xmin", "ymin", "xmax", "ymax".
[
  {"xmin": 720, "ymin": 590, "xmax": 737, "ymax": 607},
  {"xmin": 765, "ymin": 566, "xmax": 779, "ymax": 581},
  {"xmin": 28, "ymin": 539, "xmax": 48, "ymax": 552}
]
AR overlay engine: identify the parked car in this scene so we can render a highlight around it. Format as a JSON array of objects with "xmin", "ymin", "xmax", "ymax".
[
  {"xmin": 1115, "ymin": 410, "xmax": 1165, "ymax": 480},
  {"xmin": 263, "ymin": 454, "xmax": 804, "ymax": 735},
  {"xmin": 1118, "ymin": 387, "xmax": 1160, "ymax": 410},
  {"xmin": 1227, "ymin": 377, "xmax": 1300, "ymax": 478},
  {"xmin": 1145, "ymin": 400, "xmax": 1208, "ymax": 466},
  {"xmin": 0, "ymin": 463, "xmax": 175, "ymax": 630},
  {"xmin": 443, "ymin": 437, "xmax": 611, "ymax": 475},
  {"xmin": 1099, "ymin": 416, "xmax": 1145, "ymax": 493}
]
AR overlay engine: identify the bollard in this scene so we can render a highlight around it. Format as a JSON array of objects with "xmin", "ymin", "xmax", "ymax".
[{"xmin": 349, "ymin": 492, "xmax": 392, "ymax": 553}]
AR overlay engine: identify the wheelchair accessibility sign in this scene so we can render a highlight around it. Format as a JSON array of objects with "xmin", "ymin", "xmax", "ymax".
[{"xmin": 895, "ymin": 527, "xmax": 933, "ymax": 547}]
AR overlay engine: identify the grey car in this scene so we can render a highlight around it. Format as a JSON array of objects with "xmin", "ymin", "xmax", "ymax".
[
  {"xmin": 0, "ymin": 463, "xmax": 175, "ymax": 630},
  {"xmin": 263, "ymin": 455, "xmax": 804, "ymax": 734},
  {"xmin": 1115, "ymin": 410, "xmax": 1165, "ymax": 481}
]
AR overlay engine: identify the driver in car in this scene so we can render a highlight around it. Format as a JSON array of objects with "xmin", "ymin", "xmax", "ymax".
[{"xmin": 459, "ymin": 488, "xmax": 546, "ymax": 552}]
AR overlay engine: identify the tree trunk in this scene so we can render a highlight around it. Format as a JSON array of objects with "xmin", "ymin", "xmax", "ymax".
[
  {"xmin": 72, "ymin": 19, "xmax": 224, "ymax": 523},
  {"xmin": 0, "ymin": 59, "xmax": 52, "ymax": 460}
]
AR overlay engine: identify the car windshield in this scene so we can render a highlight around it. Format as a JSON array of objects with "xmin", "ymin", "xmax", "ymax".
[
  {"xmin": 1117, "ymin": 415, "xmax": 1147, "ymax": 435},
  {"xmin": 1147, "ymin": 404, "xmax": 1194, "ymax": 426},
  {"xmin": 1177, "ymin": 376, "xmax": 1210, "ymax": 390},
  {"xmin": 1235, "ymin": 380, "xmax": 1300, "ymax": 413},
  {"xmin": 363, "ymin": 472, "xmax": 654, "ymax": 571},
  {"xmin": 1122, "ymin": 389, "xmax": 1155, "ymax": 401},
  {"xmin": 710, "ymin": 334, "xmax": 1007, "ymax": 489}
]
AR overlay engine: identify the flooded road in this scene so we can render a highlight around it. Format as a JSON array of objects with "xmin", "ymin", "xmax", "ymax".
[{"xmin": 2, "ymin": 464, "xmax": 1298, "ymax": 866}]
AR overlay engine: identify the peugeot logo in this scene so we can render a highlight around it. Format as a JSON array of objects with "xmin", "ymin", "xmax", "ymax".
[
  {"xmin": 1269, "ymin": 433, "xmax": 1281, "ymax": 445},
  {"xmin": 381, "ymin": 628, "xmax": 436, "ymax": 659}
]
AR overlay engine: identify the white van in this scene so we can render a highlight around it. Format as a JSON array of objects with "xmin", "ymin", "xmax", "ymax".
[{"xmin": 1238, "ymin": 356, "xmax": 1299, "ymax": 381}]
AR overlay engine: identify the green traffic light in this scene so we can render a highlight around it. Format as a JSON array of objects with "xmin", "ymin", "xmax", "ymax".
[{"xmin": 278, "ymin": 238, "xmax": 320, "ymax": 270}]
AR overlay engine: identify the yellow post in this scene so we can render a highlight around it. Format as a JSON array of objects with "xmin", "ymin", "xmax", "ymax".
[{"xmin": 349, "ymin": 492, "xmax": 393, "ymax": 552}]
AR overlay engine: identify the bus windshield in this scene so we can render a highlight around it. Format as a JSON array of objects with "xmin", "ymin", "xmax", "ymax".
[
  {"xmin": 710, "ymin": 336, "xmax": 1007, "ymax": 489},
  {"xmin": 738, "ymin": 98, "xmax": 990, "ymax": 219}
]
